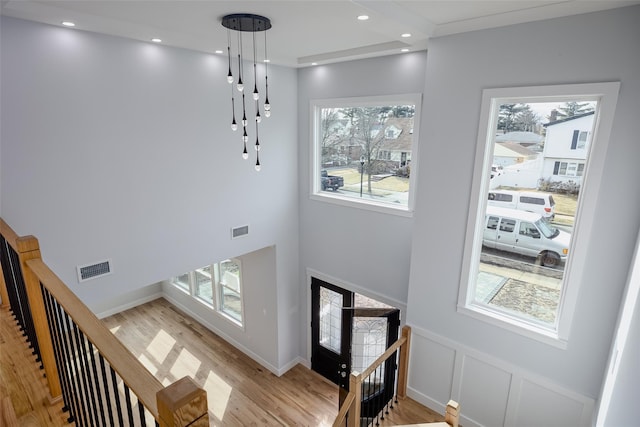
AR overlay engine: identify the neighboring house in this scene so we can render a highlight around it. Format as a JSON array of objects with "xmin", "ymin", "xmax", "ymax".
[
  {"xmin": 373, "ymin": 117, "xmax": 413, "ymax": 172},
  {"xmin": 541, "ymin": 112, "xmax": 595, "ymax": 185},
  {"xmin": 493, "ymin": 141, "xmax": 538, "ymax": 167}
]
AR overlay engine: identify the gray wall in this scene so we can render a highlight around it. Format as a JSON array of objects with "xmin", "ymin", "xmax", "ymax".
[
  {"xmin": 296, "ymin": 51, "xmax": 428, "ymax": 353},
  {"xmin": 0, "ymin": 16, "xmax": 299, "ymax": 371}
]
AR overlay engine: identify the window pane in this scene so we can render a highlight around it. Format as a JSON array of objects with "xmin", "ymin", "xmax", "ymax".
[
  {"xmin": 313, "ymin": 96, "xmax": 420, "ymax": 212},
  {"xmin": 351, "ymin": 317, "xmax": 388, "ymax": 376},
  {"xmin": 473, "ymin": 99, "xmax": 597, "ymax": 327},
  {"xmin": 217, "ymin": 259, "xmax": 243, "ymax": 323},
  {"xmin": 194, "ymin": 265, "xmax": 213, "ymax": 304},
  {"xmin": 172, "ymin": 273, "xmax": 190, "ymax": 291},
  {"xmin": 319, "ymin": 287, "xmax": 343, "ymax": 353}
]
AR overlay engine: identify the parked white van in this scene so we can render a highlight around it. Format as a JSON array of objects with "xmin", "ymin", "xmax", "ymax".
[
  {"xmin": 483, "ymin": 206, "xmax": 570, "ymax": 267},
  {"xmin": 487, "ymin": 190, "xmax": 556, "ymax": 219}
]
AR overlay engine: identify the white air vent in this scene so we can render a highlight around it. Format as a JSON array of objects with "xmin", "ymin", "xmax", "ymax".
[
  {"xmin": 231, "ymin": 225, "xmax": 249, "ymax": 239},
  {"xmin": 77, "ymin": 259, "xmax": 113, "ymax": 283}
]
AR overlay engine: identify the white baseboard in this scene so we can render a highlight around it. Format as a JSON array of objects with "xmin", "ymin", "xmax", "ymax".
[{"xmin": 94, "ymin": 291, "xmax": 163, "ymax": 319}]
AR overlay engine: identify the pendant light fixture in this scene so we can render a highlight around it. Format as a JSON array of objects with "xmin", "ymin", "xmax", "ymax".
[{"xmin": 222, "ymin": 13, "xmax": 271, "ymax": 171}]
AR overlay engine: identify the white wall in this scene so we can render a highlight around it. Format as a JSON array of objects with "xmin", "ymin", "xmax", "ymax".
[
  {"xmin": 407, "ymin": 6, "xmax": 640, "ymax": 426},
  {"xmin": 0, "ymin": 17, "xmax": 299, "ymax": 372}
]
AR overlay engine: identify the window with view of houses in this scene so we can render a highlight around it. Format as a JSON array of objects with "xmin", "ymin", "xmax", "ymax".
[
  {"xmin": 311, "ymin": 94, "xmax": 421, "ymax": 215},
  {"xmin": 459, "ymin": 82, "xmax": 620, "ymax": 345}
]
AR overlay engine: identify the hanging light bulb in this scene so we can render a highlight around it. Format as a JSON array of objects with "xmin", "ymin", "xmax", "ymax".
[
  {"xmin": 222, "ymin": 13, "xmax": 271, "ymax": 170},
  {"xmin": 230, "ymin": 87, "xmax": 237, "ymax": 131},
  {"xmin": 226, "ymin": 33, "xmax": 234, "ymax": 84},
  {"xmin": 236, "ymin": 30, "xmax": 244, "ymax": 92},
  {"xmin": 255, "ymin": 153, "xmax": 261, "ymax": 171},
  {"xmin": 241, "ymin": 94, "xmax": 247, "ymax": 127}
]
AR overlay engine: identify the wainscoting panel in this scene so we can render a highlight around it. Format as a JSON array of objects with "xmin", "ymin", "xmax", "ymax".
[
  {"xmin": 407, "ymin": 325, "xmax": 595, "ymax": 427},
  {"xmin": 410, "ymin": 332, "xmax": 456, "ymax": 406},
  {"xmin": 458, "ymin": 354, "xmax": 511, "ymax": 426}
]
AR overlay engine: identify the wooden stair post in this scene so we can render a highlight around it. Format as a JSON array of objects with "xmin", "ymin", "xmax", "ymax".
[
  {"xmin": 397, "ymin": 325, "xmax": 411, "ymax": 399},
  {"xmin": 157, "ymin": 376, "xmax": 209, "ymax": 427},
  {"xmin": 16, "ymin": 236, "xmax": 62, "ymax": 403}
]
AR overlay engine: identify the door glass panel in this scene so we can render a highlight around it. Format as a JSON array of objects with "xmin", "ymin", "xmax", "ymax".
[
  {"xmin": 351, "ymin": 317, "xmax": 388, "ymax": 375},
  {"xmin": 319, "ymin": 287, "xmax": 343, "ymax": 353}
]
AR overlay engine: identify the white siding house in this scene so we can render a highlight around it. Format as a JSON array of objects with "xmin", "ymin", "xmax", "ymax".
[{"xmin": 541, "ymin": 112, "xmax": 595, "ymax": 186}]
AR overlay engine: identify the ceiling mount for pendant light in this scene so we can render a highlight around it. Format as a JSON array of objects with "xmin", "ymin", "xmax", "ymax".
[{"xmin": 222, "ymin": 13, "xmax": 272, "ymax": 172}]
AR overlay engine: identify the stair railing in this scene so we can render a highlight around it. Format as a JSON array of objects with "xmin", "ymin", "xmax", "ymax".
[
  {"xmin": 0, "ymin": 218, "xmax": 208, "ymax": 427},
  {"xmin": 333, "ymin": 325, "xmax": 411, "ymax": 427}
]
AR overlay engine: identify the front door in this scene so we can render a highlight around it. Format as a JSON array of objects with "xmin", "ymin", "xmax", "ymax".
[
  {"xmin": 311, "ymin": 277, "xmax": 401, "ymax": 411},
  {"xmin": 310, "ymin": 277, "xmax": 354, "ymax": 405}
]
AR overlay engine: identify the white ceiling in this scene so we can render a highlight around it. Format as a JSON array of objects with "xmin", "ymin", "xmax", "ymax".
[{"xmin": 2, "ymin": 0, "xmax": 638, "ymax": 67}]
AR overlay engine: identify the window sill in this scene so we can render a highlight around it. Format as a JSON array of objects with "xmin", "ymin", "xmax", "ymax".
[
  {"xmin": 310, "ymin": 192, "xmax": 414, "ymax": 218},
  {"xmin": 457, "ymin": 303, "xmax": 568, "ymax": 349}
]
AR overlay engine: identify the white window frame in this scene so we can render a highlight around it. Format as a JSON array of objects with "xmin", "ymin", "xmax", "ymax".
[
  {"xmin": 214, "ymin": 258, "xmax": 244, "ymax": 325},
  {"xmin": 170, "ymin": 259, "xmax": 244, "ymax": 328},
  {"xmin": 310, "ymin": 94, "xmax": 422, "ymax": 217},
  {"xmin": 458, "ymin": 82, "xmax": 620, "ymax": 347}
]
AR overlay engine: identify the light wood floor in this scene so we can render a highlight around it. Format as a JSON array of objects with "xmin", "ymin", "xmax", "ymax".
[
  {"xmin": 1, "ymin": 298, "xmax": 447, "ymax": 426},
  {"xmin": 0, "ymin": 306, "xmax": 68, "ymax": 426}
]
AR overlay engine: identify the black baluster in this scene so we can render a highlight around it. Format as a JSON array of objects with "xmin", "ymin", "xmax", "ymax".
[
  {"xmin": 138, "ymin": 397, "xmax": 148, "ymax": 427},
  {"xmin": 110, "ymin": 367, "xmax": 125, "ymax": 426},
  {"xmin": 62, "ymin": 308, "xmax": 88, "ymax": 427},
  {"xmin": 41, "ymin": 285, "xmax": 73, "ymax": 421},
  {"xmin": 72, "ymin": 323, "xmax": 97, "ymax": 427},
  {"xmin": 99, "ymin": 355, "xmax": 115, "ymax": 426},
  {"xmin": 123, "ymin": 383, "xmax": 135, "ymax": 426},
  {"xmin": 87, "ymin": 341, "xmax": 107, "ymax": 426}
]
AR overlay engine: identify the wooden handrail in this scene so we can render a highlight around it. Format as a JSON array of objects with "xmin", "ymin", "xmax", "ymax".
[
  {"xmin": 332, "ymin": 390, "xmax": 355, "ymax": 427},
  {"xmin": 1, "ymin": 218, "xmax": 209, "ymax": 426},
  {"xmin": 359, "ymin": 332, "xmax": 407, "ymax": 379},
  {"xmin": 26, "ymin": 258, "xmax": 164, "ymax": 415}
]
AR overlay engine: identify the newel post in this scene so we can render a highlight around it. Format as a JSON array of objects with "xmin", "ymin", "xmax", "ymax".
[
  {"xmin": 397, "ymin": 325, "xmax": 411, "ymax": 399},
  {"xmin": 157, "ymin": 376, "xmax": 209, "ymax": 427},
  {"xmin": 347, "ymin": 373, "xmax": 361, "ymax": 427},
  {"xmin": 18, "ymin": 236, "xmax": 62, "ymax": 402}
]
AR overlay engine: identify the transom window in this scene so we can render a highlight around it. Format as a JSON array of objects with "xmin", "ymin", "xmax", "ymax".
[
  {"xmin": 459, "ymin": 82, "xmax": 619, "ymax": 345},
  {"xmin": 311, "ymin": 94, "xmax": 421, "ymax": 215},
  {"xmin": 171, "ymin": 258, "xmax": 244, "ymax": 326}
]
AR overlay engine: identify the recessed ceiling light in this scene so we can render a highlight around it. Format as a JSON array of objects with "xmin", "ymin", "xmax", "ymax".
[
  {"xmin": 401, "ymin": 48, "xmax": 410, "ymax": 52},
  {"xmin": 215, "ymin": 49, "xmax": 223, "ymax": 54},
  {"xmin": 311, "ymin": 62, "xmax": 318, "ymax": 66},
  {"xmin": 151, "ymin": 38, "xmax": 162, "ymax": 43},
  {"xmin": 263, "ymin": 59, "xmax": 271, "ymax": 63},
  {"xmin": 357, "ymin": 15, "xmax": 369, "ymax": 21},
  {"xmin": 401, "ymin": 33, "xmax": 411, "ymax": 38},
  {"xmin": 61, "ymin": 21, "xmax": 75, "ymax": 27}
]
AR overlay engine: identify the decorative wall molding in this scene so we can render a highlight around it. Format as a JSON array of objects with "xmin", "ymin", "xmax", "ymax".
[{"xmin": 407, "ymin": 324, "xmax": 595, "ymax": 427}]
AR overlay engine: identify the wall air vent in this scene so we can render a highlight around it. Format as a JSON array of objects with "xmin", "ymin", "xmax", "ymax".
[
  {"xmin": 231, "ymin": 225, "xmax": 249, "ymax": 239},
  {"xmin": 77, "ymin": 259, "xmax": 113, "ymax": 283}
]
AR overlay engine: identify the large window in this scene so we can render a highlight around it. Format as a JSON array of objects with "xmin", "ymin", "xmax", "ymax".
[
  {"xmin": 172, "ymin": 258, "xmax": 244, "ymax": 326},
  {"xmin": 311, "ymin": 94, "xmax": 421, "ymax": 215},
  {"xmin": 459, "ymin": 82, "xmax": 619, "ymax": 345}
]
